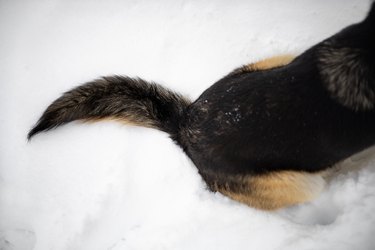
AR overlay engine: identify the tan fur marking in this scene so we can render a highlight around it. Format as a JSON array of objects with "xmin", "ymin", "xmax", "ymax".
[
  {"xmin": 230, "ymin": 54, "xmax": 296, "ymax": 76},
  {"xmin": 245, "ymin": 54, "xmax": 295, "ymax": 71},
  {"xmin": 218, "ymin": 171, "xmax": 325, "ymax": 210},
  {"xmin": 82, "ymin": 116, "xmax": 157, "ymax": 129}
]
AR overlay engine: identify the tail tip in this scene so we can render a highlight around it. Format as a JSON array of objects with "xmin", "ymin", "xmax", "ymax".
[
  {"xmin": 27, "ymin": 129, "xmax": 37, "ymax": 141},
  {"xmin": 27, "ymin": 121, "xmax": 54, "ymax": 141},
  {"xmin": 27, "ymin": 126, "xmax": 41, "ymax": 141}
]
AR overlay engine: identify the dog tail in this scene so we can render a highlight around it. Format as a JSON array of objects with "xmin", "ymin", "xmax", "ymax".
[{"xmin": 27, "ymin": 76, "xmax": 191, "ymax": 142}]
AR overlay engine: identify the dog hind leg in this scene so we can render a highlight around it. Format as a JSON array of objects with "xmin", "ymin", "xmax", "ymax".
[{"xmin": 210, "ymin": 170, "xmax": 325, "ymax": 210}]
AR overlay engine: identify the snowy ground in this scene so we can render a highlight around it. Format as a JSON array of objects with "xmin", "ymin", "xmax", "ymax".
[{"xmin": 1, "ymin": 0, "xmax": 375, "ymax": 249}]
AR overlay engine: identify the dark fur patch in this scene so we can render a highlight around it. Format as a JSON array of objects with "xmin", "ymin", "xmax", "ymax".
[{"xmin": 318, "ymin": 42, "xmax": 375, "ymax": 111}]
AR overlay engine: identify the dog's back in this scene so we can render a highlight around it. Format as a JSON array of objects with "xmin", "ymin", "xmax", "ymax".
[{"xmin": 187, "ymin": 9, "xmax": 375, "ymax": 175}]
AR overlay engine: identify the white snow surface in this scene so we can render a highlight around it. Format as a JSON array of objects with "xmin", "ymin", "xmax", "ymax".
[{"xmin": 1, "ymin": 0, "xmax": 375, "ymax": 249}]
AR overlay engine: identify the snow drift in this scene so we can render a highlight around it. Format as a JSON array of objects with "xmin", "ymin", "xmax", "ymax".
[{"xmin": 0, "ymin": 0, "xmax": 374, "ymax": 249}]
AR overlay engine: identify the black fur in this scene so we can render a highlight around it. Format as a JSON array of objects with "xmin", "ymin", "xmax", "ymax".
[{"xmin": 28, "ymin": 4, "xmax": 375, "ymax": 209}]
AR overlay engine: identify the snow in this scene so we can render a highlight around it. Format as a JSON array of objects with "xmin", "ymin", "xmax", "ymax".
[{"xmin": 0, "ymin": 0, "xmax": 374, "ymax": 249}]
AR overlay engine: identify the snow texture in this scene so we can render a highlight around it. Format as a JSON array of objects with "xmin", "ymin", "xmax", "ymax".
[{"xmin": 1, "ymin": 0, "xmax": 375, "ymax": 249}]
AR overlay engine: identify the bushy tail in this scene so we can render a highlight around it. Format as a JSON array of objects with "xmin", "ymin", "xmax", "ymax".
[{"xmin": 27, "ymin": 76, "xmax": 191, "ymax": 141}]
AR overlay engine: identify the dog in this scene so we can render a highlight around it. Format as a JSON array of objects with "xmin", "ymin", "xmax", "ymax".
[{"xmin": 28, "ymin": 3, "xmax": 375, "ymax": 210}]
